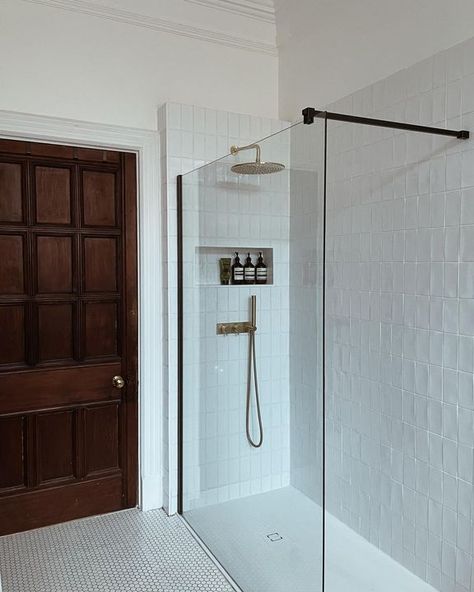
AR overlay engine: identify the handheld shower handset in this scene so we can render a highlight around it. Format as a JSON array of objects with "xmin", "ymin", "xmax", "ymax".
[{"xmin": 246, "ymin": 295, "xmax": 263, "ymax": 448}]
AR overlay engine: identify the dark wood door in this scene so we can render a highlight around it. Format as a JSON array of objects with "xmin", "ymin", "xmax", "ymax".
[{"xmin": 0, "ymin": 139, "xmax": 138, "ymax": 535}]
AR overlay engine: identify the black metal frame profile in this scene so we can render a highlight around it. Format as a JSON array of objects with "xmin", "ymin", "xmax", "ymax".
[
  {"xmin": 321, "ymin": 112, "xmax": 328, "ymax": 592},
  {"xmin": 177, "ymin": 174, "xmax": 184, "ymax": 515},
  {"xmin": 302, "ymin": 106, "xmax": 470, "ymax": 139}
]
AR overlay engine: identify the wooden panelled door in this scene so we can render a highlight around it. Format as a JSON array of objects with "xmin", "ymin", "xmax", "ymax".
[{"xmin": 0, "ymin": 139, "xmax": 138, "ymax": 535}]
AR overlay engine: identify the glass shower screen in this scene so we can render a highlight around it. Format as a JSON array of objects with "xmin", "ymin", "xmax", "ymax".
[
  {"xmin": 178, "ymin": 119, "xmax": 326, "ymax": 592},
  {"xmin": 324, "ymin": 119, "xmax": 469, "ymax": 592},
  {"xmin": 178, "ymin": 107, "xmax": 471, "ymax": 591}
]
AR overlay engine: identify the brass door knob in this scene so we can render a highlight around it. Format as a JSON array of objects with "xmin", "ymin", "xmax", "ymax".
[{"xmin": 112, "ymin": 375, "xmax": 125, "ymax": 389}]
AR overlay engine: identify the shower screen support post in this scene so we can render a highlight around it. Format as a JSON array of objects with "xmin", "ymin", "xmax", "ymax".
[
  {"xmin": 302, "ymin": 107, "xmax": 470, "ymax": 139},
  {"xmin": 177, "ymin": 174, "xmax": 184, "ymax": 516}
]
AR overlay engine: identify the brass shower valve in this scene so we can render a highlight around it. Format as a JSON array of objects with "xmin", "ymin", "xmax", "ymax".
[{"xmin": 216, "ymin": 322, "xmax": 256, "ymax": 336}]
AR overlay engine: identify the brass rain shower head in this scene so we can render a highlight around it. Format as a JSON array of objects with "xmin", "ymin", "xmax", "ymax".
[{"xmin": 230, "ymin": 143, "xmax": 285, "ymax": 175}]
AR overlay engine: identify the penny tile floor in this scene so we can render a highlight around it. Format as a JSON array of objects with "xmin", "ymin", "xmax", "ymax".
[{"xmin": 0, "ymin": 509, "xmax": 235, "ymax": 592}]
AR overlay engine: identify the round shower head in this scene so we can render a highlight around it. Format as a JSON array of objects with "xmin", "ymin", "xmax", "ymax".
[
  {"xmin": 231, "ymin": 161, "xmax": 285, "ymax": 175},
  {"xmin": 230, "ymin": 143, "xmax": 285, "ymax": 176}
]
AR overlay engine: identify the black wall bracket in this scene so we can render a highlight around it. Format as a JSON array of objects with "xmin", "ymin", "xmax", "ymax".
[
  {"xmin": 302, "ymin": 107, "xmax": 324, "ymax": 125},
  {"xmin": 302, "ymin": 106, "xmax": 470, "ymax": 139}
]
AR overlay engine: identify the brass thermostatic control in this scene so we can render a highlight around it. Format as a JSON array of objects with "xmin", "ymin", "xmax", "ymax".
[
  {"xmin": 112, "ymin": 375, "xmax": 125, "ymax": 389},
  {"xmin": 216, "ymin": 322, "xmax": 256, "ymax": 335}
]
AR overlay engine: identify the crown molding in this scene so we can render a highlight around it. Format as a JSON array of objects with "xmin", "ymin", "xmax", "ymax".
[
  {"xmin": 22, "ymin": 0, "xmax": 278, "ymax": 56},
  {"xmin": 184, "ymin": 0, "xmax": 275, "ymax": 24}
]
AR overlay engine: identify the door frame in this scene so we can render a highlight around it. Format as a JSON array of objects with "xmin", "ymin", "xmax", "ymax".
[{"xmin": 0, "ymin": 109, "xmax": 162, "ymax": 512}]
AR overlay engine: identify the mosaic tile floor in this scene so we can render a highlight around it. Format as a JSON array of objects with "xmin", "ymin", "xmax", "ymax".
[{"xmin": 0, "ymin": 509, "xmax": 235, "ymax": 592}]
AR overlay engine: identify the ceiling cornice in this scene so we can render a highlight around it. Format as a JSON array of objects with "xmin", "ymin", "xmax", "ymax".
[
  {"xmin": 184, "ymin": 0, "xmax": 275, "ymax": 24},
  {"xmin": 22, "ymin": 0, "xmax": 278, "ymax": 56}
]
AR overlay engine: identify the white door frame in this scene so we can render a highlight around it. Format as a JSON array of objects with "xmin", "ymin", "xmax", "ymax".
[{"xmin": 0, "ymin": 109, "xmax": 162, "ymax": 511}]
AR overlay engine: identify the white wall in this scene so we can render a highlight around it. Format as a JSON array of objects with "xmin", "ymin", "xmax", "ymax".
[
  {"xmin": 277, "ymin": 0, "xmax": 474, "ymax": 121},
  {"xmin": 0, "ymin": 0, "xmax": 278, "ymax": 130}
]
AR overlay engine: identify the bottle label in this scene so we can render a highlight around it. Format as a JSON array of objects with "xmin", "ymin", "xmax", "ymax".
[
  {"xmin": 234, "ymin": 269, "xmax": 244, "ymax": 280},
  {"xmin": 245, "ymin": 268, "xmax": 255, "ymax": 280},
  {"xmin": 256, "ymin": 269, "xmax": 267, "ymax": 278}
]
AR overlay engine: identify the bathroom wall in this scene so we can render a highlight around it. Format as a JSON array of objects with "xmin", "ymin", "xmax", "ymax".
[
  {"xmin": 0, "ymin": 0, "xmax": 278, "ymax": 129},
  {"xmin": 158, "ymin": 103, "xmax": 291, "ymax": 513},
  {"xmin": 323, "ymin": 37, "xmax": 474, "ymax": 592},
  {"xmin": 277, "ymin": 0, "xmax": 474, "ymax": 121}
]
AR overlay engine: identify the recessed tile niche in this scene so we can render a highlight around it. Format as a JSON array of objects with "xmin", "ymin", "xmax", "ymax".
[{"xmin": 195, "ymin": 246, "xmax": 273, "ymax": 286}]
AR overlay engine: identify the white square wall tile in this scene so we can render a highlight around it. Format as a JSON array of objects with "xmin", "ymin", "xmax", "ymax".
[
  {"xmin": 460, "ymin": 226, "xmax": 474, "ymax": 260},
  {"xmin": 460, "ymin": 299, "xmax": 474, "ymax": 335},
  {"xmin": 461, "ymin": 150, "xmax": 474, "ymax": 187},
  {"xmin": 320, "ymin": 35, "xmax": 474, "ymax": 592},
  {"xmin": 461, "ymin": 188, "xmax": 474, "ymax": 224}
]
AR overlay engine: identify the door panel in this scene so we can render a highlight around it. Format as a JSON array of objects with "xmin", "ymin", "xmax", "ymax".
[
  {"xmin": 0, "ymin": 305, "xmax": 26, "ymax": 366},
  {"xmin": 37, "ymin": 303, "xmax": 74, "ymax": 362},
  {"xmin": 0, "ymin": 476, "xmax": 123, "ymax": 534},
  {"xmin": 0, "ymin": 162, "xmax": 23, "ymax": 223},
  {"xmin": 0, "ymin": 363, "xmax": 122, "ymax": 414},
  {"xmin": 83, "ymin": 237, "xmax": 118, "ymax": 292},
  {"xmin": 82, "ymin": 170, "xmax": 117, "ymax": 227},
  {"xmin": 84, "ymin": 302, "xmax": 118, "ymax": 358},
  {"xmin": 85, "ymin": 403, "xmax": 119, "ymax": 475},
  {"xmin": 36, "ymin": 234, "xmax": 74, "ymax": 293},
  {"xmin": 0, "ymin": 416, "xmax": 25, "ymax": 490},
  {"xmin": 34, "ymin": 166, "xmax": 72, "ymax": 225},
  {"xmin": 0, "ymin": 139, "xmax": 138, "ymax": 535},
  {"xmin": 0, "ymin": 234, "xmax": 25, "ymax": 293},
  {"xmin": 37, "ymin": 410, "xmax": 75, "ymax": 483}
]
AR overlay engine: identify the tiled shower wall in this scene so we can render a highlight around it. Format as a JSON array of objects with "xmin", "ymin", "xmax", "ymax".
[
  {"xmin": 181, "ymin": 163, "xmax": 291, "ymax": 510},
  {"xmin": 324, "ymin": 37, "xmax": 474, "ymax": 591},
  {"xmin": 158, "ymin": 103, "xmax": 290, "ymax": 513}
]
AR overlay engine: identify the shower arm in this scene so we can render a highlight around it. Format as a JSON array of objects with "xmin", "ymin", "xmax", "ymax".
[{"xmin": 230, "ymin": 143, "xmax": 262, "ymax": 163}]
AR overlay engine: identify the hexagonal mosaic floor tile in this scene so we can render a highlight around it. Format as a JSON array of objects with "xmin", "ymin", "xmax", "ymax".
[{"xmin": 0, "ymin": 509, "xmax": 234, "ymax": 592}]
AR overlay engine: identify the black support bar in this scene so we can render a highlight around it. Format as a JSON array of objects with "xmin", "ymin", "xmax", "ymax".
[
  {"xmin": 177, "ymin": 174, "xmax": 184, "ymax": 515},
  {"xmin": 302, "ymin": 107, "xmax": 470, "ymax": 139}
]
